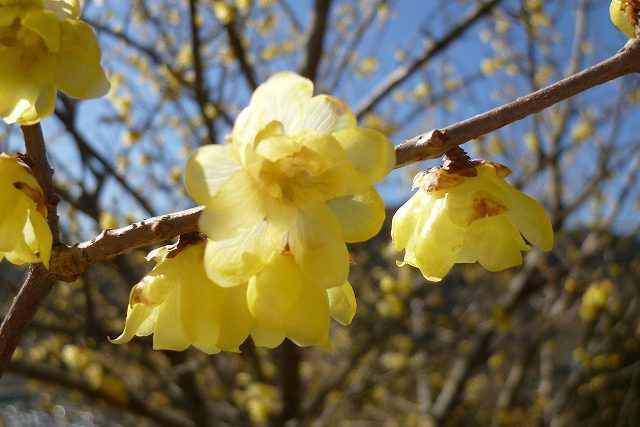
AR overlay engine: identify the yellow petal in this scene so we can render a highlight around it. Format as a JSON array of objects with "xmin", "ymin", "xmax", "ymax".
[
  {"xmin": 329, "ymin": 186, "xmax": 385, "ymax": 243},
  {"xmin": 22, "ymin": 10, "xmax": 61, "ymax": 52},
  {"xmin": 233, "ymin": 72, "xmax": 313, "ymax": 144},
  {"xmin": 198, "ymin": 169, "xmax": 266, "ymax": 241},
  {"xmin": 286, "ymin": 281, "xmax": 330, "ymax": 348},
  {"xmin": 109, "ymin": 303, "xmax": 154, "ymax": 344},
  {"xmin": 28, "ymin": 208, "xmax": 52, "ymax": 268},
  {"xmin": 496, "ymin": 180, "xmax": 554, "ymax": 251},
  {"xmin": 152, "ymin": 288, "xmax": 190, "ymax": 352},
  {"xmin": 391, "ymin": 190, "xmax": 435, "ymax": 251},
  {"xmin": 289, "ymin": 204, "xmax": 349, "ymax": 289},
  {"xmin": 185, "ymin": 144, "xmax": 240, "ymax": 205},
  {"xmin": 611, "ymin": 0, "xmax": 636, "ymax": 38},
  {"xmin": 332, "ymin": 128, "xmax": 395, "ymax": 184},
  {"xmin": 402, "ymin": 197, "xmax": 465, "ymax": 282},
  {"xmin": 327, "ymin": 281, "xmax": 357, "ymax": 325},
  {"xmin": 178, "ymin": 246, "xmax": 226, "ymax": 354},
  {"xmin": 464, "ymin": 215, "xmax": 529, "ymax": 272},
  {"xmin": 251, "ymin": 325, "xmax": 286, "ymax": 349},
  {"xmin": 303, "ymin": 94, "xmax": 356, "ymax": 133},
  {"xmin": 216, "ymin": 284, "xmax": 254, "ymax": 352},
  {"xmin": 247, "ymin": 254, "xmax": 301, "ymax": 328},
  {"xmin": 0, "ymin": 7, "xmax": 20, "ymax": 26},
  {"xmin": 45, "ymin": 0, "xmax": 82, "ymax": 19},
  {"xmin": 202, "ymin": 219, "xmax": 278, "ymax": 287},
  {"xmin": 54, "ymin": 20, "xmax": 110, "ymax": 99}
]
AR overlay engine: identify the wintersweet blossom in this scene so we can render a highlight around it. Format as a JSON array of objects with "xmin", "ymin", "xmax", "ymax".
[
  {"xmin": 184, "ymin": 72, "xmax": 393, "ymax": 348},
  {"xmin": 392, "ymin": 160, "xmax": 553, "ymax": 282},
  {"xmin": 610, "ymin": 0, "xmax": 638, "ymax": 38},
  {"xmin": 111, "ymin": 242, "xmax": 253, "ymax": 353},
  {"xmin": 0, "ymin": 0, "xmax": 110, "ymax": 125},
  {"xmin": 112, "ymin": 241, "xmax": 358, "ymax": 351},
  {"xmin": 0, "ymin": 153, "xmax": 52, "ymax": 267}
]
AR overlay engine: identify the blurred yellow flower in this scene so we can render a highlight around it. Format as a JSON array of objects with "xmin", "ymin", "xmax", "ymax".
[
  {"xmin": 0, "ymin": 153, "xmax": 52, "ymax": 267},
  {"xmin": 0, "ymin": 0, "xmax": 110, "ymax": 125},
  {"xmin": 392, "ymin": 161, "xmax": 553, "ymax": 282},
  {"xmin": 611, "ymin": 0, "xmax": 638, "ymax": 38},
  {"xmin": 184, "ymin": 72, "xmax": 392, "ymax": 347}
]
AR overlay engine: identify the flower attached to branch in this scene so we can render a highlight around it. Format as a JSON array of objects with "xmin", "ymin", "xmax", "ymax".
[
  {"xmin": 0, "ymin": 0, "xmax": 110, "ymax": 125},
  {"xmin": 391, "ymin": 150, "xmax": 553, "ymax": 282},
  {"xmin": 610, "ymin": 0, "xmax": 640, "ymax": 38},
  {"xmin": 0, "ymin": 153, "xmax": 52, "ymax": 267},
  {"xmin": 184, "ymin": 72, "xmax": 393, "ymax": 348},
  {"xmin": 112, "ymin": 239, "xmax": 358, "ymax": 352}
]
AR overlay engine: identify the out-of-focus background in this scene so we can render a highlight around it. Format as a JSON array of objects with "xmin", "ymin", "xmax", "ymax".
[{"xmin": 1, "ymin": 0, "xmax": 640, "ymax": 425}]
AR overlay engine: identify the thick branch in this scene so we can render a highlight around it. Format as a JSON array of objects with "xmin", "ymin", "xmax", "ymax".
[
  {"xmin": 395, "ymin": 38, "xmax": 640, "ymax": 167},
  {"xmin": 52, "ymin": 206, "xmax": 203, "ymax": 282}
]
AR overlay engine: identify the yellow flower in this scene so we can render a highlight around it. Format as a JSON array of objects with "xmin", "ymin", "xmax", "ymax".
[
  {"xmin": 184, "ymin": 72, "xmax": 393, "ymax": 347},
  {"xmin": 0, "ymin": 153, "xmax": 52, "ymax": 267},
  {"xmin": 392, "ymin": 161, "xmax": 553, "ymax": 282},
  {"xmin": 112, "ymin": 241, "xmax": 358, "ymax": 351},
  {"xmin": 610, "ymin": 0, "xmax": 638, "ymax": 38},
  {"xmin": 0, "ymin": 0, "xmax": 110, "ymax": 125},
  {"xmin": 111, "ymin": 242, "xmax": 253, "ymax": 354}
]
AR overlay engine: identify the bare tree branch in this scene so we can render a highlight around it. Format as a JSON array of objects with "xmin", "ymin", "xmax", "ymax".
[
  {"xmin": 300, "ymin": 0, "xmax": 333, "ymax": 82},
  {"xmin": 394, "ymin": 38, "xmax": 640, "ymax": 167},
  {"xmin": 354, "ymin": 0, "xmax": 503, "ymax": 118}
]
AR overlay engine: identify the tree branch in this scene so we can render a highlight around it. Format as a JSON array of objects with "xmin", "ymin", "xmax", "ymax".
[
  {"xmin": 300, "ymin": 0, "xmax": 333, "ymax": 82},
  {"xmin": 395, "ymin": 38, "xmax": 640, "ymax": 167},
  {"xmin": 21, "ymin": 124, "xmax": 60, "ymax": 244},
  {"xmin": 354, "ymin": 0, "xmax": 502, "ymax": 118}
]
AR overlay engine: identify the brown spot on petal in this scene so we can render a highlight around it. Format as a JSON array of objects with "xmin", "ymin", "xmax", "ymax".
[
  {"xmin": 130, "ymin": 285, "xmax": 145, "ymax": 305},
  {"xmin": 328, "ymin": 97, "xmax": 348, "ymax": 116},
  {"xmin": 469, "ymin": 196, "xmax": 508, "ymax": 223}
]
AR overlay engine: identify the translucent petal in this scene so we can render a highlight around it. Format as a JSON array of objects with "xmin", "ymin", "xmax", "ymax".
[
  {"xmin": 202, "ymin": 219, "xmax": 281, "ymax": 287},
  {"xmin": 495, "ymin": 180, "xmax": 554, "ymax": 251},
  {"xmin": 327, "ymin": 281, "xmax": 357, "ymax": 325},
  {"xmin": 184, "ymin": 144, "xmax": 240, "ymax": 205},
  {"xmin": 289, "ymin": 204, "xmax": 349, "ymax": 289},
  {"xmin": 28, "ymin": 208, "xmax": 52, "ymax": 268},
  {"xmin": 22, "ymin": 10, "xmax": 61, "ymax": 52},
  {"xmin": 286, "ymin": 281, "xmax": 330, "ymax": 348},
  {"xmin": 391, "ymin": 190, "xmax": 435, "ymax": 251},
  {"xmin": 251, "ymin": 325, "xmax": 285, "ymax": 349},
  {"xmin": 303, "ymin": 94, "xmax": 356, "ymax": 133},
  {"xmin": 152, "ymin": 288, "xmax": 190, "ymax": 352},
  {"xmin": 198, "ymin": 169, "xmax": 266, "ymax": 241},
  {"xmin": 45, "ymin": 0, "xmax": 82, "ymax": 19},
  {"xmin": 178, "ymin": 246, "xmax": 226, "ymax": 354},
  {"xmin": 329, "ymin": 186, "xmax": 385, "ymax": 243},
  {"xmin": 109, "ymin": 303, "xmax": 154, "ymax": 344},
  {"xmin": 216, "ymin": 284, "xmax": 254, "ymax": 352},
  {"xmin": 0, "ymin": 75, "xmax": 49, "ymax": 125},
  {"xmin": 233, "ymin": 72, "xmax": 313, "ymax": 144},
  {"xmin": 465, "ymin": 215, "xmax": 528, "ymax": 272},
  {"xmin": 402, "ymin": 197, "xmax": 465, "ymax": 282},
  {"xmin": 332, "ymin": 128, "xmax": 395, "ymax": 184},
  {"xmin": 247, "ymin": 254, "xmax": 301, "ymax": 328},
  {"xmin": 54, "ymin": 21, "xmax": 110, "ymax": 99},
  {"xmin": 610, "ymin": 0, "xmax": 636, "ymax": 38}
]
